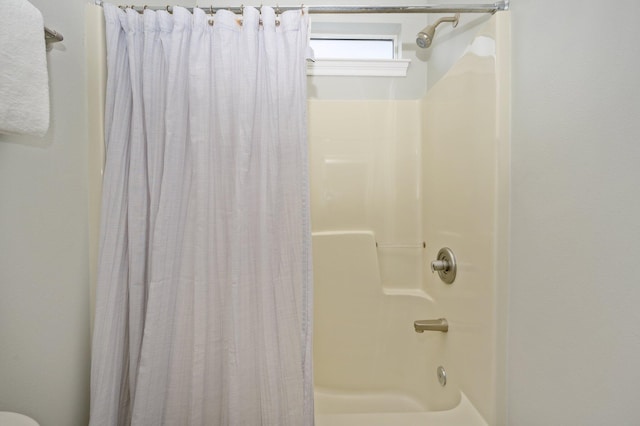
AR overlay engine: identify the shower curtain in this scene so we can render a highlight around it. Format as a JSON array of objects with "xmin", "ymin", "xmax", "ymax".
[{"xmin": 89, "ymin": 4, "xmax": 313, "ymax": 426}]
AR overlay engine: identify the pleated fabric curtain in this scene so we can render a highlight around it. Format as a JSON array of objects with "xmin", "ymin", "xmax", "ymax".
[{"xmin": 89, "ymin": 4, "xmax": 313, "ymax": 425}]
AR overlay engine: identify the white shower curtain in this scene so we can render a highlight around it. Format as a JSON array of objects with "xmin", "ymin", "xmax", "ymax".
[{"xmin": 90, "ymin": 4, "xmax": 313, "ymax": 425}]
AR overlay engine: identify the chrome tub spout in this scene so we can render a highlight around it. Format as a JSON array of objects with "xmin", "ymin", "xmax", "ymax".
[{"xmin": 414, "ymin": 318, "xmax": 448, "ymax": 333}]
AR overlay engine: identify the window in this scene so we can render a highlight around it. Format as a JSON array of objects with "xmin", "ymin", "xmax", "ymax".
[
  {"xmin": 310, "ymin": 36, "xmax": 396, "ymax": 60},
  {"xmin": 307, "ymin": 23, "xmax": 410, "ymax": 77}
]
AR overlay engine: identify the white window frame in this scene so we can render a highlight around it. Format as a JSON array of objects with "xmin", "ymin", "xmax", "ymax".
[{"xmin": 307, "ymin": 24, "xmax": 411, "ymax": 77}]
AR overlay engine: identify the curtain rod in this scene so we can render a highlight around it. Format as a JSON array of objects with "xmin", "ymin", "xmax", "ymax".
[{"xmin": 93, "ymin": 0, "xmax": 509, "ymax": 14}]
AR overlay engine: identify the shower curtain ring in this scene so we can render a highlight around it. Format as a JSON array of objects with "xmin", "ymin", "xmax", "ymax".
[
  {"xmin": 237, "ymin": 4, "xmax": 244, "ymax": 25},
  {"xmin": 208, "ymin": 5, "xmax": 214, "ymax": 25},
  {"xmin": 275, "ymin": 5, "xmax": 281, "ymax": 26}
]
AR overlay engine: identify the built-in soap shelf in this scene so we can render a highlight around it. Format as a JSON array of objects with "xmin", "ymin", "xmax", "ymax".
[
  {"xmin": 375, "ymin": 239, "xmax": 424, "ymax": 293},
  {"xmin": 311, "ymin": 231, "xmax": 429, "ymax": 299}
]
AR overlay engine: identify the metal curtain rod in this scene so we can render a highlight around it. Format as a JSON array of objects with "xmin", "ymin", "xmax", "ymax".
[{"xmin": 94, "ymin": 0, "xmax": 509, "ymax": 14}]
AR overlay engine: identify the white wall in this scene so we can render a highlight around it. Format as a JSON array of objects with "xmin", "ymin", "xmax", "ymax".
[
  {"xmin": 508, "ymin": 0, "xmax": 640, "ymax": 424},
  {"xmin": 0, "ymin": 0, "xmax": 90, "ymax": 425},
  {"xmin": 5, "ymin": 1, "xmax": 639, "ymax": 425}
]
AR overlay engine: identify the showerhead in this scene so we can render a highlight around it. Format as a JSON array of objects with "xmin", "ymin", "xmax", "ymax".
[
  {"xmin": 416, "ymin": 26, "xmax": 436, "ymax": 49},
  {"xmin": 416, "ymin": 13, "xmax": 460, "ymax": 49}
]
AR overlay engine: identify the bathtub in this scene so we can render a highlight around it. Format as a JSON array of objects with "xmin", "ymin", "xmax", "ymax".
[
  {"xmin": 314, "ymin": 389, "xmax": 487, "ymax": 426},
  {"xmin": 311, "ymin": 231, "xmax": 488, "ymax": 426}
]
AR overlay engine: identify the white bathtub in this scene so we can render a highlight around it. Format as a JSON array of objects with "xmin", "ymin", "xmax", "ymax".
[
  {"xmin": 314, "ymin": 389, "xmax": 487, "ymax": 426},
  {"xmin": 312, "ymin": 231, "xmax": 488, "ymax": 425}
]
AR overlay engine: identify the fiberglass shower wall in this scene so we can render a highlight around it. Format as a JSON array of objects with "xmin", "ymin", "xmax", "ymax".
[
  {"xmin": 420, "ymin": 14, "xmax": 510, "ymax": 423},
  {"xmin": 309, "ymin": 13, "xmax": 509, "ymax": 425}
]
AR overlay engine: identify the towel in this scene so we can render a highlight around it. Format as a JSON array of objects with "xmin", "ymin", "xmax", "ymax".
[{"xmin": 0, "ymin": 0, "xmax": 50, "ymax": 136}]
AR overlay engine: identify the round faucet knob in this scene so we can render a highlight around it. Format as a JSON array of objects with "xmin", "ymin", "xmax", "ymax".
[
  {"xmin": 430, "ymin": 248, "xmax": 457, "ymax": 284},
  {"xmin": 431, "ymin": 259, "xmax": 449, "ymax": 272}
]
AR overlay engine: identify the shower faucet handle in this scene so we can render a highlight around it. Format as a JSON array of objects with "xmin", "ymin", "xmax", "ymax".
[
  {"xmin": 430, "ymin": 259, "xmax": 449, "ymax": 272},
  {"xmin": 430, "ymin": 247, "xmax": 457, "ymax": 284}
]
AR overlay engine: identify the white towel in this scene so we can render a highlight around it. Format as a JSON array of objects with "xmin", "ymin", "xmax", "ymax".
[{"xmin": 0, "ymin": 0, "xmax": 50, "ymax": 137}]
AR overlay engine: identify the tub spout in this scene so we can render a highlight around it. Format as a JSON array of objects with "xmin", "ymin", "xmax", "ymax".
[{"xmin": 414, "ymin": 318, "xmax": 448, "ymax": 333}]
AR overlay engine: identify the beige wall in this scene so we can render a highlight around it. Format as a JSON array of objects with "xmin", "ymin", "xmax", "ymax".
[
  {"xmin": 421, "ymin": 14, "xmax": 509, "ymax": 423},
  {"xmin": 310, "ymin": 16, "xmax": 508, "ymax": 419},
  {"xmin": 309, "ymin": 100, "xmax": 441, "ymax": 407},
  {"xmin": 0, "ymin": 1, "xmax": 90, "ymax": 425}
]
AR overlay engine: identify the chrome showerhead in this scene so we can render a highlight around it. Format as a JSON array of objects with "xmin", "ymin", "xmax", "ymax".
[{"xmin": 416, "ymin": 13, "xmax": 460, "ymax": 49}]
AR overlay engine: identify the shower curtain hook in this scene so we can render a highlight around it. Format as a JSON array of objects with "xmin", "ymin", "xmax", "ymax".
[
  {"xmin": 208, "ymin": 5, "xmax": 214, "ymax": 25},
  {"xmin": 275, "ymin": 4, "xmax": 281, "ymax": 26}
]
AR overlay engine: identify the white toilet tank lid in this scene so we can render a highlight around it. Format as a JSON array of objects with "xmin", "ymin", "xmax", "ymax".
[{"xmin": 0, "ymin": 412, "xmax": 40, "ymax": 426}]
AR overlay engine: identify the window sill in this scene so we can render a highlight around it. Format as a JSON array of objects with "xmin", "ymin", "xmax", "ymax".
[{"xmin": 306, "ymin": 59, "xmax": 411, "ymax": 77}]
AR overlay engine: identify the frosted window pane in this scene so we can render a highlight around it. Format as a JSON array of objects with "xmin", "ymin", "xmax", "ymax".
[{"xmin": 310, "ymin": 39, "xmax": 394, "ymax": 60}]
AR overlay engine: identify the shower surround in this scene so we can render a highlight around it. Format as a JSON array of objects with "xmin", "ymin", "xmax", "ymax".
[{"xmin": 308, "ymin": 14, "xmax": 509, "ymax": 426}]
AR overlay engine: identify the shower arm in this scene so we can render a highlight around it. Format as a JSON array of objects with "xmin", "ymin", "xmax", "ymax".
[
  {"xmin": 416, "ymin": 13, "xmax": 460, "ymax": 48},
  {"xmin": 432, "ymin": 14, "xmax": 460, "ymax": 30}
]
